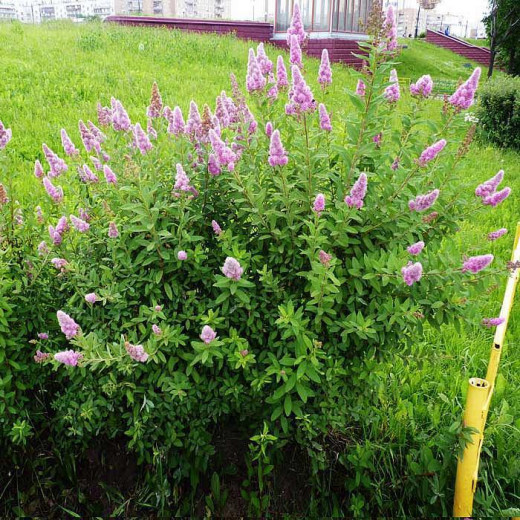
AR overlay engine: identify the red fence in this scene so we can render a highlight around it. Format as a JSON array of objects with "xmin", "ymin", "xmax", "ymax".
[
  {"xmin": 426, "ymin": 30, "xmax": 491, "ymax": 67},
  {"xmin": 105, "ymin": 16, "xmax": 365, "ymax": 67}
]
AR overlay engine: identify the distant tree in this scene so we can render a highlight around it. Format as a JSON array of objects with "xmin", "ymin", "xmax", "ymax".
[{"xmin": 484, "ymin": 0, "xmax": 520, "ymax": 77}]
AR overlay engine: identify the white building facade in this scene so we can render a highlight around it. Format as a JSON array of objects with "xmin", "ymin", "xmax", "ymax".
[
  {"xmin": 0, "ymin": 0, "xmax": 113, "ymax": 22},
  {"xmin": 113, "ymin": 0, "xmax": 231, "ymax": 18}
]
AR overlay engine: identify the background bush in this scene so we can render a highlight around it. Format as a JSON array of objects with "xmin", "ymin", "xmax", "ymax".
[{"xmin": 477, "ymin": 74, "xmax": 520, "ymax": 150}]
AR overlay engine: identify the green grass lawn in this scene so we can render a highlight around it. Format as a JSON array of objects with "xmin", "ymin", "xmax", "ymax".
[{"xmin": 0, "ymin": 19, "xmax": 518, "ymax": 515}]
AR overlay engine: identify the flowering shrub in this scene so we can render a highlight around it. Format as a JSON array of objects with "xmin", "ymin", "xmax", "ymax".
[{"xmin": 0, "ymin": 3, "xmax": 514, "ymax": 514}]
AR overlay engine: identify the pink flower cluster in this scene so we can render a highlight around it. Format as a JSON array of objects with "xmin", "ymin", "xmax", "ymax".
[
  {"xmin": 178, "ymin": 250, "xmax": 188, "ymax": 261},
  {"xmin": 57, "ymin": 310, "xmax": 80, "ymax": 340},
  {"xmin": 222, "ymin": 257, "xmax": 243, "ymax": 280},
  {"xmin": 212, "ymin": 220, "xmax": 223, "ymax": 236},
  {"xmin": 165, "ymin": 106, "xmax": 186, "ymax": 136},
  {"xmin": 79, "ymin": 120, "xmax": 101, "ymax": 154},
  {"xmin": 103, "ymin": 165, "xmax": 117, "ymax": 184},
  {"xmin": 209, "ymin": 130, "xmax": 236, "ymax": 171},
  {"xmin": 51, "ymin": 257, "xmax": 68, "ymax": 270},
  {"xmin": 418, "ymin": 139, "xmax": 447, "ymax": 166},
  {"xmin": 410, "ymin": 75, "xmax": 433, "ymax": 98},
  {"xmin": 61, "ymin": 129, "xmax": 79, "ymax": 156},
  {"xmin": 268, "ymin": 130, "xmax": 288, "ymax": 167},
  {"xmin": 108, "ymin": 221, "xmax": 119, "ymax": 238},
  {"xmin": 475, "ymin": 170, "xmax": 511, "ymax": 207},
  {"xmin": 385, "ymin": 5, "xmax": 398, "ymax": 52},
  {"xmin": 462, "ymin": 254, "xmax": 494, "ymax": 274},
  {"xmin": 345, "ymin": 173, "xmax": 368, "ymax": 209},
  {"xmin": 200, "ymin": 325, "xmax": 217, "ymax": 344},
  {"xmin": 319, "ymin": 250, "xmax": 332, "ymax": 267},
  {"xmin": 85, "ymin": 293, "xmax": 98, "ymax": 304},
  {"xmin": 111, "ymin": 98, "xmax": 132, "ymax": 131},
  {"xmin": 487, "ymin": 228, "xmax": 507, "ymax": 241},
  {"xmin": 318, "ymin": 49, "xmax": 332, "ymax": 88},
  {"xmin": 384, "ymin": 69, "xmax": 400, "ymax": 103},
  {"xmin": 286, "ymin": 65, "xmax": 315, "ymax": 115},
  {"xmin": 43, "ymin": 144, "xmax": 68, "ymax": 177},
  {"xmin": 133, "ymin": 123, "xmax": 153, "ymax": 155},
  {"xmin": 313, "ymin": 193, "xmax": 325, "ymax": 215},
  {"xmin": 246, "ymin": 48, "xmax": 267, "ymax": 93},
  {"xmin": 70, "ymin": 214, "xmax": 90, "ymax": 232},
  {"xmin": 356, "ymin": 80, "xmax": 366, "ymax": 97},
  {"xmin": 54, "ymin": 350, "xmax": 83, "ymax": 366},
  {"xmin": 173, "ymin": 163, "xmax": 197, "ymax": 196},
  {"xmin": 286, "ymin": 3, "xmax": 306, "ymax": 45},
  {"xmin": 152, "ymin": 324, "xmax": 162, "ymax": 335},
  {"xmin": 407, "ymin": 241, "xmax": 425, "ymax": 256},
  {"xmin": 43, "ymin": 177, "xmax": 64, "ymax": 203},
  {"xmin": 319, "ymin": 103, "xmax": 332, "ymax": 131},
  {"xmin": 256, "ymin": 43, "xmax": 273, "ymax": 75},
  {"xmin": 0, "ymin": 120, "xmax": 12, "ymax": 149},
  {"xmin": 276, "ymin": 56, "xmax": 289, "ymax": 89},
  {"xmin": 449, "ymin": 67, "xmax": 481, "ymax": 110},
  {"xmin": 482, "ymin": 317, "xmax": 505, "ymax": 328},
  {"xmin": 289, "ymin": 35, "xmax": 303, "ymax": 69},
  {"xmin": 34, "ymin": 350, "xmax": 51, "ymax": 363},
  {"xmin": 402, "ymin": 261, "xmax": 423, "ymax": 286},
  {"xmin": 125, "ymin": 342, "xmax": 148, "ymax": 362},
  {"xmin": 409, "ymin": 189, "xmax": 440, "ymax": 212}
]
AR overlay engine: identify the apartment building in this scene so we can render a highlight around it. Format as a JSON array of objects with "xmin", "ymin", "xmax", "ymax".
[{"xmin": 113, "ymin": 0, "xmax": 231, "ymax": 18}]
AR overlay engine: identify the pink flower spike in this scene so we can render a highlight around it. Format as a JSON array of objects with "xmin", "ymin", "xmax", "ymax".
[
  {"xmin": 276, "ymin": 56, "xmax": 289, "ymax": 89},
  {"xmin": 209, "ymin": 130, "xmax": 236, "ymax": 171},
  {"xmin": 449, "ymin": 67, "xmax": 481, "ymax": 110},
  {"xmin": 462, "ymin": 254, "xmax": 494, "ymax": 274},
  {"xmin": 482, "ymin": 317, "xmax": 505, "ymax": 328},
  {"xmin": 185, "ymin": 101, "xmax": 202, "ymax": 138},
  {"xmin": 409, "ymin": 189, "xmax": 440, "ymax": 212},
  {"xmin": 178, "ymin": 250, "xmax": 188, "ymax": 261},
  {"xmin": 268, "ymin": 130, "xmax": 288, "ymax": 167},
  {"xmin": 289, "ymin": 34, "xmax": 303, "ymax": 69},
  {"xmin": 80, "ymin": 164, "xmax": 99, "ymax": 183},
  {"xmin": 356, "ymin": 79, "xmax": 366, "ymax": 97},
  {"xmin": 487, "ymin": 228, "xmax": 507, "ymax": 241},
  {"xmin": 212, "ymin": 220, "xmax": 223, "ymax": 236},
  {"xmin": 34, "ymin": 350, "xmax": 51, "ymax": 363},
  {"xmin": 313, "ymin": 193, "xmax": 325, "ymax": 215},
  {"xmin": 54, "ymin": 350, "xmax": 83, "ymax": 367},
  {"xmin": 57, "ymin": 310, "xmax": 80, "ymax": 339},
  {"xmin": 384, "ymin": 69, "xmax": 400, "ymax": 103},
  {"xmin": 34, "ymin": 160, "xmax": 44, "ymax": 179},
  {"xmin": 152, "ymin": 324, "xmax": 162, "ymax": 336},
  {"xmin": 410, "ymin": 75, "xmax": 433, "ymax": 98},
  {"xmin": 246, "ymin": 48, "xmax": 266, "ymax": 93},
  {"xmin": 125, "ymin": 342, "xmax": 148, "ymax": 362},
  {"xmin": 38, "ymin": 332, "xmax": 49, "ymax": 340},
  {"xmin": 43, "ymin": 144, "xmax": 68, "ymax": 177},
  {"xmin": 286, "ymin": 2, "xmax": 307, "ymax": 45},
  {"xmin": 43, "ymin": 177, "xmax": 64, "ymax": 203},
  {"xmin": 483, "ymin": 187, "xmax": 511, "ymax": 207},
  {"xmin": 286, "ymin": 65, "xmax": 315, "ymax": 115},
  {"xmin": 61, "ymin": 129, "xmax": 79, "ymax": 156},
  {"xmin": 318, "ymin": 49, "xmax": 332, "ymax": 88},
  {"xmin": 51, "ymin": 257, "xmax": 68, "ymax": 270},
  {"xmin": 319, "ymin": 250, "xmax": 332, "ymax": 267},
  {"xmin": 200, "ymin": 325, "xmax": 217, "ymax": 344},
  {"xmin": 222, "ymin": 257, "xmax": 243, "ymax": 280},
  {"xmin": 401, "ymin": 261, "xmax": 423, "ymax": 286},
  {"xmin": 418, "ymin": 139, "xmax": 447, "ymax": 166},
  {"xmin": 256, "ymin": 42, "xmax": 273, "ymax": 75},
  {"xmin": 344, "ymin": 173, "xmax": 367, "ymax": 209},
  {"xmin": 407, "ymin": 241, "xmax": 425, "ymax": 256},
  {"xmin": 97, "ymin": 103, "xmax": 112, "ymax": 127},
  {"xmin": 38, "ymin": 241, "xmax": 49, "ymax": 255},
  {"xmin": 133, "ymin": 123, "xmax": 153, "ymax": 155},
  {"xmin": 85, "ymin": 293, "xmax": 98, "ymax": 304},
  {"xmin": 385, "ymin": 5, "xmax": 398, "ymax": 51},
  {"xmin": 0, "ymin": 121, "xmax": 12, "ymax": 149},
  {"xmin": 103, "ymin": 164, "xmax": 117, "ymax": 185},
  {"xmin": 111, "ymin": 98, "xmax": 132, "ymax": 132},
  {"xmin": 265, "ymin": 121, "xmax": 273, "ymax": 138},
  {"xmin": 70, "ymin": 215, "xmax": 89, "ymax": 233},
  {"xmin": 475, "ymin": 170, "xmax": 504, "ymax": 198},
  {"xmin": 108, "ymin": 221, "xmax": 119, "ymax": 238},
  {"xmin": 56, "ymin": 216, "xmax": 69, "ymax": 234},
  {"xmin": 318, "ymin": 103, "xmax": 332, "ymax": 132}
]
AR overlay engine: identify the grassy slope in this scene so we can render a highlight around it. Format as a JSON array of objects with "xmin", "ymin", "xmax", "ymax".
[{"xmin": 0, "ymin": 20, "xmax": 518, "ymax": 513}]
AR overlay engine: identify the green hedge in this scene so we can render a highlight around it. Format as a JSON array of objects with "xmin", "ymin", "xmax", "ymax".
[{"xmin": 477, "ymin": 75, "xmax": 520, "ymax": 150}]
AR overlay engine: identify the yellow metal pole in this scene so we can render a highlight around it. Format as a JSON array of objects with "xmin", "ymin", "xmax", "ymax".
[
  {"xmin": 453, "ymin": 223, "xmax": 520, "ymax": 517},
  {"xmin": 453, "ymin": 377, "xmax": 490, "ymax": 517}
]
